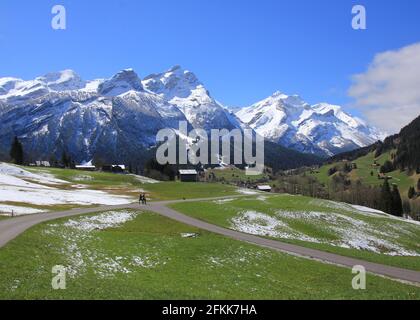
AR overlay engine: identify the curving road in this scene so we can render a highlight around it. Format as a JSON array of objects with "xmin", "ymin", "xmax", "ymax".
[{"xmin": 1, "ymin": 197, "xmax": 420, "ymax": 285}]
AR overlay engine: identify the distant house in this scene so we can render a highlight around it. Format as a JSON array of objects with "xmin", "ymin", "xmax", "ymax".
[
  {"xmin": 75, "ymin": 164, "xmax": 96, "ymax": 171},
  {"xmin": 179, "ymin": 169, "xmax": 198, "ymax": 182},
  {"xmin": 378, "ymin": 173, "xmax": 393, "ymax": 180},
  {"xmin": 257, "ymin": 185, "xmax": 272, "ymax": 192},
  {"xmin": 35, "ymin": 161, "xmax": 51, "ymax": 167},
  {"xmin": 111, "ymin": 165, "xmax": 126, "ymax": 174},
  {"xmin": 102, "ymin": 164, "xmax": 127, "ymax": 174}
]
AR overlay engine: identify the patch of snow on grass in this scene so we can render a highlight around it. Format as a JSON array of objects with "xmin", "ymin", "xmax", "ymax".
[
  {"xmin": 0, "ymin": 204, "xmax": 46, "ymax": 216},
  {"xmin": 231, "ymin": 211, "xmax": 319, "ymax": 242},
  {"xmin": 0, "ymin": 173, "xmax": 53, "ymax": 189},
  {"xmin": 0, "ymin": 163, "xmax": 134, "ymax": 209},
  {"xmin": 236, "ymin": 188, "xmax": 260, "ymax": 195},
  {"xmin": 230, "ymin": 206, "xmax": 420, "ymax": 257},
  {"xmin": 213, "ymin": 198, "xmax": 235, "ymax": 204},
  {"xmin": 73, "ymin": 175, "xmax": 93, "ymax": 182},
  {"xmin": 351, "ymin": 205, "xmax": 386, "ymax": 215},
  {"xmin": 63, "ymin": 211, "xmax": 136, "ymax": 232},
  {"xmin": 131, "ymin": 256, "xmax": 162, "ymax": 268},
  {"xmin": 46, "ymin": 211, "xmax": 162, "ymax": 278},
  {"xmin": 131, "ymin": 174, "xmax": 159, "ymax": 184},
  {"xmin": 276, "ymin": 209, "xmax": 419, "ymax": 256},
  {"xmin": 0, "ymin": 183, "xmax": 133, "ymax": 206},
  {"xmin": 10, "ymin": 279, "xmax": 20, "ymax": 291},
  {"xmin": 181, "ymin": 233, "xmax": 199, "ymax": 238},
  {"xmin": 0, "ymin": 163, "xmax": 67, "ymax": 185},
  {"xmin": 351, "ymin": 205, "xmax": 420, "ymax": 226}
]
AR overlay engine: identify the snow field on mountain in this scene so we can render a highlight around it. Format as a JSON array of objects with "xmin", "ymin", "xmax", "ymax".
[
  {"xmin": 236, "ymin": 91, "xmax": 385, "ymax": 156},
  {"xmin": 0, "ymin": 66, "xmax": 382, "ymax": 162}
]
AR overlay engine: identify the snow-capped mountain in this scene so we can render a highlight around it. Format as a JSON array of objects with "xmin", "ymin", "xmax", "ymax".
[
  {"xmin": 0, "ymin": 69, "xmax": 187, "ymax": 164},
  {"xmin": 142, "ymin": 66, "xmax": 241, "ymax": 131},
  {"xmin": 236, "ymin": 91, "xmax": 385, "ymax": 157},
  {"xmin": 0, "ymin": 66, "xmax": 384, "ymax": 166}
]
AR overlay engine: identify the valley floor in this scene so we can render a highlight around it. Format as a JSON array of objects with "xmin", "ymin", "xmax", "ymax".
[
  {"xmin": 0, "ymin": 209, "xmax": 419, "ymax": 300},
  {"xmin": 1, "ymin": 164, "xmax": 420, "ymax": 299}
]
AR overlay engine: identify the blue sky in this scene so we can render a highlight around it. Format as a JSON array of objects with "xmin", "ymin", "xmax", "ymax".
[{"xmin": 0, "ymin": 0, "xmax": 419, "ymax": 115}]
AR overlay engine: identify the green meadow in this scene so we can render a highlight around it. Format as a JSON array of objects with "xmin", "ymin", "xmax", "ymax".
[
  {"xmin": 171, "ymin": 195, "xmax": 420, "ymax": 271},
  {"xmin": 0, "ymin": 210, "xmax": 419, "ymax": 300}
]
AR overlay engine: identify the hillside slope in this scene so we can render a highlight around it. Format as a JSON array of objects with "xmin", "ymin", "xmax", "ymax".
[
  {"xmin": 322, "ymin": 114, "xmax": 420, "ymax": 194},
  {"xmin": 305, "ymin": 115, "xmax": 420, "ymax": 218}
]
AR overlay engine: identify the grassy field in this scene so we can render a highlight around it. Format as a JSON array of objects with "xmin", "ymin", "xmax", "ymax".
[
  {"xmin": 206, "ymin": 167, "xmax": 268, "ymax": 183},
  {"xmin": 26, "ymin": 166, "xmax": 146, "ymax": 197},
  {"xmin": 0, "ymin": 209, "xmax": 419, "ymax": 300},
  {"xmin": 26, "ymin": 166, "xmax": 241, "ymax": 201},
  {"xmin": 171, "ymin": 194, "xmax": 420, "ymax": 271},
  {"xmin": 142, "ymin": 181, "xmax": 241, "ymax": 201}
]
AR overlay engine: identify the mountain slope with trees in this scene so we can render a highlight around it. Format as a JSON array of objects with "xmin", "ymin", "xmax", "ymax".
[{"xmin": 276, "ymin": 115, "xmax": 420, "ymax": 219}]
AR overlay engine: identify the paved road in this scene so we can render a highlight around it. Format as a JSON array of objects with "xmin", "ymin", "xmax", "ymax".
[
  {"xmin": 0, "ymin": 196, "xmax": 242, "ymax": 248},
  {"xmin": 1, "ymin": 197, "xmax": 420, "ymax": 285}
]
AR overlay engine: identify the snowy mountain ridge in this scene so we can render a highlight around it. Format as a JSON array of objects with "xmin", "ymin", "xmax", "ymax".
[
  {"xmin": 0, "ymin": 67, "xmax": 384, "ymax": 164},
  {"xmin": 236, "ymin": 91, "xmax": 385, "ymax": 156}
]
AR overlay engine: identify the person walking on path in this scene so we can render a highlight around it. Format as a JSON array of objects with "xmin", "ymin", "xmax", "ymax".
[{"xmin": 139, "ymin": 193, "xmax": 148, "ymax": 205}]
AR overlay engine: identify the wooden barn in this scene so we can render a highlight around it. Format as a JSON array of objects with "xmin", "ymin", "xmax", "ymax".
[{"xmin": 179, "ymin": 169, "xmax": 198, "ymax": 182}]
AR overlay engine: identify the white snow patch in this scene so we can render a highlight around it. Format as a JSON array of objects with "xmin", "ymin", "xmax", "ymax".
[
  {"xmin": 46, "ymin": 211, "xmax": 163, "ymax": 278},
  {"xmin": 0, "ymin": 163, "xmax": 134, "ymax": 208},
  {"xmin": 230, "ymin": 208, "xmax": 420, "ymax": 257},
  {"xmin": 0, "ymin": 163, "xmax": 67, "ymax": 185},
  {"xmin": 181, "ymin": 233, "xmax": 199, "ymax": 238},
  {"xmin": 0, "ymin": 204, "xmax": 46, "ymax": 216},
  {"xmin": 236, "ymin": 188, "xmax": 260, "ymax": 195},
  {"xmin": 130, "ymin": 174, "xmax": 159, "ymax": 184},
  {"xmin": 213, "ymin": 198, "xmax": 235, "ymax": 204},
  {"xmin": 73, "ymin": 175, "xmax": 93, "ymax": 182},
  {"xmin": 351, "ymin": 205, "xmax": 388, "ymax": 216},
  {"xmin": 231, "ymin": 210, "xmax": 319, "ymax": 242},
  {"xmin": 0, "ymin": 184, "xmax": 133, "ymax": 206},
  {"xmin": 63, "ymin": 211, "xmax": 136, "ymax": 232}
]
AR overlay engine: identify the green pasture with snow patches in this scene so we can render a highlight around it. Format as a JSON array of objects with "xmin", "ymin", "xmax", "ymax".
[
  {"xmin": 0, "ymin": 210, "xmax": 419, "ymax": 299},
  {"xmin": 171, "ymin": 194, "xmax": 420, "ymax": 271}
]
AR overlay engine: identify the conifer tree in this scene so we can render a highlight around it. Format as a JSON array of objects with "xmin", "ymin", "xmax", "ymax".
[
  {"xmin": 9, "ymin": 136, "xmax": 24, "ymax": 165},
  {"xmin": 380, "ymin": 179, "xmax": 393, "ymax": 214},
  {"xmin": 391, "ymin": 185, "xmax": 403, "ymax": 217},
  {"xmin": 61, "ymin": 151, "xmax": 70, "ymax": 168},
  {"xmin": 408, "ymin": 186, "xmax": 416, "ymax": 199}
]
